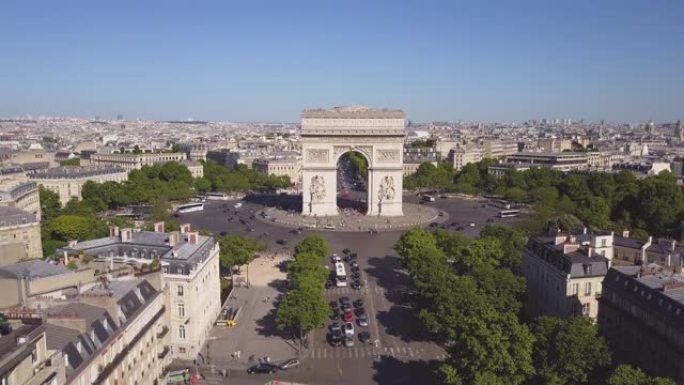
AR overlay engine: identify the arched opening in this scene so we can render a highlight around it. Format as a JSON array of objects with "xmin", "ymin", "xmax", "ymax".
[{"xmin": 336, "ymin": 151, "xmax": 369, "ymax": 215}]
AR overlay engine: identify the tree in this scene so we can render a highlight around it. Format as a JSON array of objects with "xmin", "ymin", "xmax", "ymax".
[
  {"xmin": 59, "ymin": 158, "xmax": 80, "ymax": 166},
  {"xmin": 132, "ymin": 145, "xmax": 142, "ymax": 154},
  {"xmin": 217, "ymin": 235, "xmax": 266, "ymax": 270},
  {"xmin": 479, "ymin": 224, "xmax": 526, "ymax": 272},
  {"xmin": 48, "ymin": 215, "xmax": 107, "ymax": 241},
  {"xmin": 39, "ymin": 186, "xmax": 61, "ymax": 221},
  {"xmin": 194, "ymin": 177, "xmax": 212, "ymax": 193},
  {"xmin": 530, "ymin": 316, "xmax": 611, "ymax": 385},
  {"xmin": 294, "ymin": 235, "xmax": 329, "ymax": 258},
  {"xmin": 607, "ymin": 365, "xmax": 676, "ymax": 385}
]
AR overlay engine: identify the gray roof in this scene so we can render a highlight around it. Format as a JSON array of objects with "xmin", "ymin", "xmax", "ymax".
[
  {"xmin": 0, "ymin": 260, "xmax": 70, "ymax": 279},
  {"xmin": 526, "ymin": 235, "xmax": 610, "ymax": 278},
  {"xmin": 613, "ymin": 236, "xmax": 648, "ymax": 249},
  {"xmin": 0, "ymin": 207, "xmax": 37, "ymax": 227},
  {"xmin": 29, "ymin": 165, "xmax": 125, "ymax": 179}
]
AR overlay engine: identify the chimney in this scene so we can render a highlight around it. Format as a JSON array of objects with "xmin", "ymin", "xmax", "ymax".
[
  {"xmin": 180, "ymin": 223, "xmax": 191, "ymax": 234},
  {"xmin": 188, "ymin": 232, "xmax": 199, "ymax": 245},
  {"xmin": 583, "ymin": 227, "xmax": 587, "ymax": 235},
  {"xmin": 110, "ymin": 226, "xmax": 120, "ymax": 237},
  {"xmin": 154, "ymin": 221, "xmax": 165, "ymax": 233},
  {"xmin": 67, "ymin": 240, "xmax": 78, "ymax": 247},
  {"xmin": 169, "ymin": 231, "xmax": 180, "ymax": 247},
  {"xmin": 121, "ymin": 228, "xmax": 133, "ymax": 243},
  {"xmin": 587, "ymin": 246, "xmax": 593, "ymax": 257},
  {"xmin": 563, "ymin": 243, "xmax": 580, "ymax": 254},
  {"xmin": 672, "ymin": 239, "xmax": 677, "ymax": 252}
]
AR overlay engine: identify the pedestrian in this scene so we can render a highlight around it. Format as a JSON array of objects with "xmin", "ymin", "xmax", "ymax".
[{"xmin": 236, "ymin": 350, "xmax": 241, "ymax": 359}]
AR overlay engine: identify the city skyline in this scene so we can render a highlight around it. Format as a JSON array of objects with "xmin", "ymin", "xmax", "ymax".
[{"xmin": 1, "ymin": 1, "xmax": 682, "ymax": 122}]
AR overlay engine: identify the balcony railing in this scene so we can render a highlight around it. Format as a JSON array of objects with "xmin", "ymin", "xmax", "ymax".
[{"xmin": 157, "ymin": 326, "xmax": 169, "ymax": 339}]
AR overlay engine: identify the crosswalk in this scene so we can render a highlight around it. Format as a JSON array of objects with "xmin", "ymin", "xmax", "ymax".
[
  {"xmin": 308, "ymin": 346, "xmax": 447, "ymax": 361},
  {"xmin": 326, "ymin": 286, "xmax": 386, "ymax": 296}
]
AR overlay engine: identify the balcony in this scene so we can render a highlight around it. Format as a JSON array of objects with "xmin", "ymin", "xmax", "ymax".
[
  {"xmin": 157, "ymin": 326, "xmax": 169, "ymax": 339},
  {"xmin": 158, "ymin": 346, "xmax": 171, "ymax": 360}
]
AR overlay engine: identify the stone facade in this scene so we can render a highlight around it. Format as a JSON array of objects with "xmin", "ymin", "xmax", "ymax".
[
  {"xmin": 0, "ymin": 179, "xmax": 41, "ymax": 221},
  {"xmin": 88, "ymin": 152, "xmax": 187, "ymax": 171},
  {"xmin": 252, "ymin": 157, "xmax": 301, "ymax": 184},
  {"xmin": 0, "ymin": 207, "xmax": 42, "ymax": 262},
  {"xmin": 301, "ymin": 106, "xmax": 406, "ymax": 217},
  {"xmin": 29, "ymin": 166, "xmax": 128, "ymax": 205}
]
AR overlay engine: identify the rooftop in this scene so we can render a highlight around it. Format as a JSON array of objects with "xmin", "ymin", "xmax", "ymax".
[
  {"xmin": 29, "ymin": 165, "xmax": 126, "ymax": 179},
  {"xmin": 0, "ymin": 260, "xmax": 71, "ymax": 279},
  {"xmin": 0, "ymin": 207, "xmax": 37, "ymax": 227},
  {"xmin": 302, "ymin": 106, "xmax": 405, "ymax": 119}
]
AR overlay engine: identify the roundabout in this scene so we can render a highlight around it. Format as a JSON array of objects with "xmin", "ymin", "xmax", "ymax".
[{"xmin": 258, "ymin": 201, "xmax": 445, "ymax": 232}]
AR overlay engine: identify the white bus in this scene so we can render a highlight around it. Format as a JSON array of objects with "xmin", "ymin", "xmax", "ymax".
[
  {"xmin": 205, "ymin": 192, "xmax": 230, "ymax": 201},
  {"xmin": 492, "ymin": 199, "xmax": 511, "ymax": 209},
  {"xmin": 335, "ymin": 262, "xmax": 347, "ymax": 287},
  {"xmin": 421, "ymin": 194, "xmax": 436, "ymax": 202},
  {"xmin": 498, "ymin": 209, "xmax": 520, "ymax": 218},
  {"xmin": 175, "ymin": 202, "xmax": 204, "ymax": 214}
]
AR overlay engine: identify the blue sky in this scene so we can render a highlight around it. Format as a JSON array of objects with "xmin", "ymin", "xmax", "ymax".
[{"xmin": 1, "ymin": 0, "xmax": 682, "ymax": 123}]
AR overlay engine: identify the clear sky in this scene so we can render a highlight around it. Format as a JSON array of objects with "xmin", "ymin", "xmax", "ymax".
[{"xmin": 1, "ymin": 0, "xmax": 682, "ymax": 123}]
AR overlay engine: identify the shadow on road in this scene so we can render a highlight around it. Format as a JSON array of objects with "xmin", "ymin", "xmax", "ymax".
[
  {"xmin": 245, "ymin": 194, "xmax": 301, "ymax": 211},
  {"xmin": 375, "ymin": 306, "xmax": 432, "ymax": 343},
  {"xmin": 372, "ymin": 356, "xmax": 442, "ymax": 385},
  {"xmin": 267, "ymin": 278, "xmax": 290, "ymax": 293},
  {"xmin": 254, "ymin": 294, "xmax": 290, "ymax": 339},
  {"xmin": 366, "ymin": 255, "xmax": 411, "ymax": 302}
]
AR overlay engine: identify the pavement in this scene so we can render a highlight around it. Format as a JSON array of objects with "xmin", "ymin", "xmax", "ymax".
[{"xmin": 175, "ymin": 193, "xmax": 520, "ymax": 385}]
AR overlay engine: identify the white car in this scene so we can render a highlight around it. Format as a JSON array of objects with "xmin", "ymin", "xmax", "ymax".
[
  {"xmin": 332, "ymin": 254, "xmax": 342, "ymax": 263},
  {"xmin": 344, "ymin": 322, "xmax": 354, "ymax": 336},
  {"xmin": 324, "ymin": 225, "xmax": 336, "ymax": 230},
  {"xmin": 234, "ymin": 203, "xmax": 243, "ymax": 209},
  {"xmin": 469, "ymin": 223, "xmax": 476, "ymax": 227}
]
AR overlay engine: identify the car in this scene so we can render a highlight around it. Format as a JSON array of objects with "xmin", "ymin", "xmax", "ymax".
[
  {"xmin": 340, "ymin": 296, "xmax": 352, "ymax": 308},
  {"xmin": 358, "ymin": 331, "xmax": 371, "ymax": 344},
  {"xmin": 350, "ymin": 261, "xmax": 359, "ymax": 269},
  {"xmin": 342, "ymin": 248, "xmax": 351, "ymax": 255},
  {"xmin": 343, "ymin": 309, "xmax": 353, "ymax": 322},
  {"xmin": 352, "ymin": 281, "xmax": 361, "ymax": 290},
  {"xmin": 276, "ymin": 239, "xmax": 286, "ymax": 245},
  {"xmin": 469, "ymin": 223, "xmax": 476, "ymax": 227},
  {"xmin": 325, "ymin": 280, "xmax": 334, "ymax": 289},
  {"xmin": 279, "ymin": 359, "xmax": 300, "ymax": 370},
  {"xmin": 249, "ymin": 228, "xmax": 255, "ymax": 232},
  {"xmin": 234, "ymin": 203, "xmax": 243, "ymax": 209},
  {"xmin": 344, "ymin": 336, "xmax": 355, "ymax": 347},
  {"xmin": 330, "ymin": 322, "xmax": 342, "ymax": 332},
  {"xmin": 352, "ymin": 271, "xmax": 361, "ymax": 279},
  {"xmin": 324, "ymin": 225, "xmax": 336, "ymax": 230},
  {"xmin": 354, "ymin": 307, "xmax": 366, "ymax": 316},
  {"xmin": 332, "ymin": 254, "xmax": 342, "ymax": 263},
  {"xmin": 289, "ymin": 229, "xmax": 299, "ymax": 234},
  {"xmin": 219, "ymin": 231, "xmax": 227, "ymax": 236},
  {"xmin": 456, "ymin": 226, "xmax": 465, "ymax": 231},
  {"xmin": 329, "ymin": 330, "xmax": 344, "ymax": 346},
  {"xmin": 331, "ymin": 308, "xmax": 340, "ymax": 319},
  {"xmin": 430, "ymin": 222, "xmax": 439, "ymax": 227},
  {"xmin": 353, "ymin": 299, "xmax": 364, "ymax": 308},
  {"xmin": 344, "ymin": 322, "xmax": 354, "ymax": 336},
  {"xmin": 357, "ymin": 313, "xmax": 368, "ymax": 327},
  {"xmin": 438, "ymin": 211, "xmax": 445, "ymax": 217},
  {"xmin": 330, "ymin": 300, "xmax": 339, "ymax": 309},
  {"xmin": 247, "ymin": 363, "xmax": 279, "ymax": 374}
]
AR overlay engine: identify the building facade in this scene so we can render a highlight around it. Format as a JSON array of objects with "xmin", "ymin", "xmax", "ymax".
[
  {"xmin": 0, "ymin": 180, "xmax": 41, "ymax": 221},
  {"xmin": 177, "ymin": 142, "xmax": 208, "ymax": 161},
  {"xmin": 481, "ymin": 138, "xmax": 519, "ymax": 159},
  {"xmin": 88, "ymin": 153, "xmax": 187, "ymax": 171},
  {"xmin": 448, "ymin": 147, "xmax": 482, "ymax": 171},
  {"xmin": 506, "ymin": 152, "xmax": 589, "ymax": 171},
  {"xmin": 57, "ymin": 224, "xmax": 221, "ymax": 361},
  {"xmin": 524, "ymin": 229, "xmax": 612, "ymax": 320},
  {"xmin": 29, "ymin": 166, "xmax": 128, "ymax": 206},
  {"xmin": 0, "ymin": 321, "xmax": 67, "ymax": 385},
  {"xmin": 251, "ymin": 157, "xmax": 301, "ymax": 182},
  {"xmin": 0, "ymin": 207, "xmax": 42, "ymax": 262},
  {"xmin": 599, "ymin": 266, "xmax": 684, "ymax": 384}
]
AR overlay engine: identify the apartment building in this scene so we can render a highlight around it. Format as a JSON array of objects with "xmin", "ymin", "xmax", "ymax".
[
  {"xmin": 448, "ymin": 147, "xmax": 482, "ymax": 171},
  {"xmin": 0, "ymin": 207, "xmax": 42, "ymax": 263},
  {"xmin": 0, "ymin": 320, "xmax": 67, "ymax": 385},
  {"xmin": 599, "ymin": 266, "xmax": 684, "ymax": 384},
  {"xmin": 0, "ymin": 178, "xmax": 41, "ymax": 221},
  {"xmin": 251, "ymin": 157, "xmax": 300, "ymax": 182},
  {"xmin": 177, "ymin": 142, "xmax": 208, "ymax": 162},
  {"xmin": 29, "ymin": 166, "xmax": 128, "ymax": 206},
  {"xmin": 506, "ymin": 152, "xmax": 589, "ymax": 172},
  {"xmin": 523, "ymin": 229, "xmax": 613, "ymax": 320},
  {"xmin": 481, "ymin": 137, "xmax": 519, "ymax": 159},
  {"xmin": 152, "ymin": 160, "xmax": 203, "ymax": 178},
  {"xmin": 57, "ymin": 224, "xmax": 221, "ymax": 361},
  {"xmin": 88, "ymin": 153, "xmax": 187, "ymax": 171}
]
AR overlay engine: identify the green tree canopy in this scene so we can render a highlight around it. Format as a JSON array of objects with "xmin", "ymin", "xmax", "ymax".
[{"xmin": 607, "ymin": 365, "xmax": 676, "ymax": 385}]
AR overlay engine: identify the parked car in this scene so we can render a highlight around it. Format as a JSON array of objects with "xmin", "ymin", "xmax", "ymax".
[
  {"xmin": 353, "ymin": 299, "xmax": 364, "ymax": 308},
  {"xmin": 332, "ymin": 254, "xmax": 342, "ymax": 263},
  {"xmin": 344, "ymin": 322, "xmax": 355, "ymax": 336},
  {"xmin": 340, "ymin": 297, "xmax": 352, "ymax": 309},
  {"xmin": 279, "ymin": 358, "xmax": 300, "ymax": 370},
  {"xmin": 247, "ymin": 363, "xmax": 279, "ymax": 374},
  {"xmin": 357, "ymin": 313, "xmax": 368, "ymax": 327},
  {"xmin": 352, "ymin": 281, "xmax": 361, "ymax": 290},
  {"xmin": 276, "ymin": 239, "xmax": 286, "ymax": 245},
  {"xmin": 344, "ymin": 336, "xmax": 355, "ymax": 347},
  {"xmin": 342, "ymin": 248, "xmax": 351, "ymax": 255},
  {"xmin": 329, "ymin": 330, "xmax": 343, "ymax": 346},
  {"xmin": 343, "ymin": 310, "xmax": 353, "ymax": 322},
  {"xmin": 358, "ymin": 331, "xmax": 371, "ymax": 344}
]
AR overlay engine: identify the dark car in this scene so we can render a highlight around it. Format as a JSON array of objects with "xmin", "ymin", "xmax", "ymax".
[
  {"xmin": 247, "ymin": 363, "xmax": 279, "ymax": 374},
  {"xmin": 358, "ymin": 331, "xmax": 371, "ymax": 344},
  {"xmin": 354, "ymin": 307, "xmax": 366, "ymax": 317},
  {"xmin": 276, "ymin": 239, "xmax": 287, "ymax": 245},
  {"xmin": 353, "ymin": 299, "xmax": 364, "ymax": 308},
  {"xmin": 329, "ymin": 330, "xmax": 344, "ymax": 346},
  {"xmin": 350, "ymin": 261, "xmax": 359, "ymax": 269},
  {"xmin": 340, "ymin": 296, "xmax": 352, "ymax": 309},
  {"xmin": 219, "ymin": 231, "xmax": 227, "ymax": 236},
  {"xmin": 352, "ymin": 281, "xmax": 361, "ymax": 290},
  {"xmin": 342, "ymin": 248, "xmax": 351, "ymax": 255}
]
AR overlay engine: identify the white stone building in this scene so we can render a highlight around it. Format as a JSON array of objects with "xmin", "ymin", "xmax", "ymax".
[{"xmin": 29, "ymin": 166, "xmax": 128, "ymax": 205}]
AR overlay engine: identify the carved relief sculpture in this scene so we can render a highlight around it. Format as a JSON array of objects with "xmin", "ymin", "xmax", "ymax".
[
  {"xmin": 310, "ymin": 175, "xmax": 326, "ymax": 201},
  {"xmin": 306, "ymin": 149, "xmax": 329, "ymax": 163},
  {"xmin": 377, "ymin": 149, "xmax": 400, "ymax": 163},
  {"xmin": 378, "ymin": 176, "xmax": 396, "ymax": 201}
]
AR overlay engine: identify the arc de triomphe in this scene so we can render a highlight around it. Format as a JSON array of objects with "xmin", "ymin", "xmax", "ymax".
[{"xmin": 301, "ymin": 106, "xmax": 405, "ymax": 217}]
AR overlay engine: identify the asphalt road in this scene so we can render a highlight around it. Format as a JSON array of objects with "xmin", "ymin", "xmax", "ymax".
[{"xmin": 177, "ymin": 194, "xmax": 518, "ymax": 385}]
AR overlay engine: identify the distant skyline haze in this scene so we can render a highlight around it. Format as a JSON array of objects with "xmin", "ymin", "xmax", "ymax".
[{"xmin": 0, "ymin": 0, "xmax": 682, "ymax": 123}]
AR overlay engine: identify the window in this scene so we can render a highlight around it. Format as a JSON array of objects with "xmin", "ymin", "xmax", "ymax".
[
  {"xmin": 572, "ymin": 283, "xmax": 579, "ymax": 296},
  {"xmin": 178, "ymin": 325, "xmax": 185, "ymax": 339},
  {"xmin": 177, "ymin": 285, "xmax": 183, "ymax": 296},
  {"xmin": 178, "ymin": 303, "xmax": 185, "ymax": 318},
  {"xmin": 178, "ymin": 347, "xmax": 186, "ymax": 353},
  {"xmin": 601, "ymin": 239, "xmax": 607, "ymax": 247},
  {"xmin": 584, "ymin": 282, "xmax": 592, "ymax": 296},
  {"xmin": 582, "ymin": 303, "xmax": 590, "ymax": 316}
]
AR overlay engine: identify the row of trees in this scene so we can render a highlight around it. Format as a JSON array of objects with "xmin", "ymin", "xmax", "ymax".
[
  {"xmin": 276, "ymin": 236, "xmax": 330, "ymax": 341},
  {"xmin": 217, "ymin": 235, "xmax": 266, "ymax": 272},
  {"xmin": 202, "ymin": 161, "xmax": 291, "ymax": 193},
  {"xmin": 405, "ymin": 160, "xmax": 684, "ymax": 237},
  {"xmin": 394, "ymin": 225, "xmax": 674, "ymax": 385}
]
